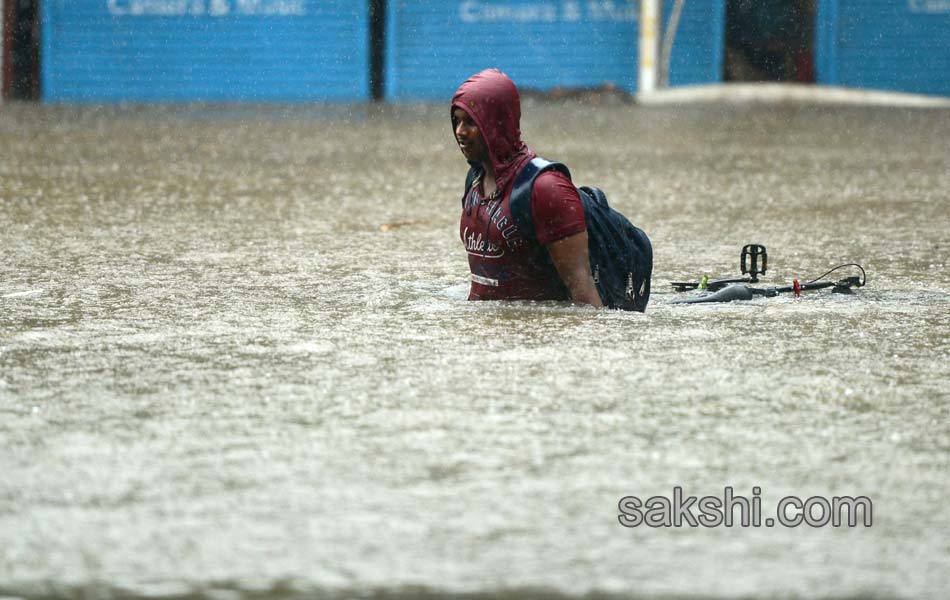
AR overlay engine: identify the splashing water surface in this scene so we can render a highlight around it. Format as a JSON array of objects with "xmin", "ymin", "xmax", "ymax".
[{"xmin": 1, "ymin": 101, "xmax": 948, "ymax": 600}]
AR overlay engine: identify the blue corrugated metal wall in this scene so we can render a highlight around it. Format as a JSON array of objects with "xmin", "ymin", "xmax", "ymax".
[
  {"xmin": 41, "ymin": 1, "xmax": 369, "ymax": 102},
  {"xmin": 385, "ymin": 0, "xmax": 724, "ymax": 102},
  {"xmin": 665, "ymin": 0, "xmax": 725, "ymax": 86},
  {"xmin": 816, "ymin": 0, "xmax": 950, "ymax": 96}
]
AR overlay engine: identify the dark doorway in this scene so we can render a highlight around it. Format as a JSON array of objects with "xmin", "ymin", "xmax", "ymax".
[
  {"xmin": 368, "ymin": 0, "xmax": 385, "ymax": 102},
  {"xmin": 2, "ymin": 0, "xmax": 40, "ymax": 100},
  {"xmin": 724, "ymin": 0, "xmax": 815, "ymax": 83}
]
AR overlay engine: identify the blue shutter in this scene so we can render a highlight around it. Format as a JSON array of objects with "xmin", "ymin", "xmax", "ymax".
[
  {"xmin": 385, "ymin": 0, "xmax": 724, "ymax": 102},
  {"xmin": 816, "ymin": 0, "xmax": 950, "ymax": 96},
  {"xmin": 664, "ymin": 0, "xmax": 725, "ymax": 86},
  {"xmin": 41, "ymin": 1, "xmax": 369, "ymax": 102}
]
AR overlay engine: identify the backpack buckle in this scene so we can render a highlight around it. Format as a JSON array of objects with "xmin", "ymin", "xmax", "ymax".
[
  {"xmin": 626, "ymin": 273, "xmax": 634, "ymax": 298},
  {"xmin": 592, "ymin": 265, "xmax": 600, "ymax": 284}
]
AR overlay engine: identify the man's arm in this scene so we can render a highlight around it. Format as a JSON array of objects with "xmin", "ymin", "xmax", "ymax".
[{"xmin": 547, "ymin": 231, "xmax": 604, "ymax": 307}]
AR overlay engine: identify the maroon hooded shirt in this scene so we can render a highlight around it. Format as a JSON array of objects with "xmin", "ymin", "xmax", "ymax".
[{"xmin": 452, "ymin": 69, "xmax": 587, "ymax": 301}]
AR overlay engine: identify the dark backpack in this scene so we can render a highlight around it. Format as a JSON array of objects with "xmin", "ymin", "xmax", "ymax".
[{"xmin": 507, "ymin": 158, "xmax": 653, "ymax": 312}]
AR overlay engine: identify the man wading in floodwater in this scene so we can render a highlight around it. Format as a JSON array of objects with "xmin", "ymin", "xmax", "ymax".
[{"xmin": 453, "ymin": 69, "xmax": 605, "ymax": 306}]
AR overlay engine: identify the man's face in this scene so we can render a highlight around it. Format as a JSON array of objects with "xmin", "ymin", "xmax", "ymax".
[{"xmin": 453, "ymin": 107, "xmax": 490, "ymax": 165}]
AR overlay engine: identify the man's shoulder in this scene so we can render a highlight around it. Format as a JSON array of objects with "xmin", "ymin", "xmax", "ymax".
[
  {"xmin": 533, "ymin": 168, "xmax": 572, "ymax": 185},
  {"xmin": 531, "ymin": 168, "xmax": 578, "ymax": 202}
]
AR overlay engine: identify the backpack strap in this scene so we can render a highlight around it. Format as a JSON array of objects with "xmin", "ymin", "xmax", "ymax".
[{"xmin": 508, "ymin": 157, "xmax": 573, "ymax": 242}]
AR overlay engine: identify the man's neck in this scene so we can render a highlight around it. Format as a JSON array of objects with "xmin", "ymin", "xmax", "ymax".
[{"xmin": 479, "ymin": 164, "xmax": 497, "ymax": 199}]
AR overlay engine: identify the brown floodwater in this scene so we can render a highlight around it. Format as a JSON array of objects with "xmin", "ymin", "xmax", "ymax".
[{"xmin": 1, "ymin": 99, "xmax": 948, "ymax": 599}]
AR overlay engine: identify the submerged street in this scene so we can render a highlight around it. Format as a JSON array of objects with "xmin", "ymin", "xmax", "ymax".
[{"xmin": 1, "ymin": 100, "xmax": 948, "ymax": 599}]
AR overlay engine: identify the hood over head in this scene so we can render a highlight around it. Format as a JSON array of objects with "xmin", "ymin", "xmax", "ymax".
[{"xmin": 451, "ymin": 69, "xmax": 536, "ymax": 194}]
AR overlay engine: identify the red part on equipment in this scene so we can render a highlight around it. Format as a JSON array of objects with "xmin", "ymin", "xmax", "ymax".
[{"xmin": 793, "ymin": 279, "xmax": 801, "ymax": 297}]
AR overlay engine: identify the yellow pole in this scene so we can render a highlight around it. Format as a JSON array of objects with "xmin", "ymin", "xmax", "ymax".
[{"xmin": 639, "ymin": 0, "xmax": 659, "ymax": 93}]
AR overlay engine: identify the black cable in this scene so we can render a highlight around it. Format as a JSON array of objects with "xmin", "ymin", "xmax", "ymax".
[{"xmin": 804, "ymin": 263, "xmax": 866, "ymax": 286}]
